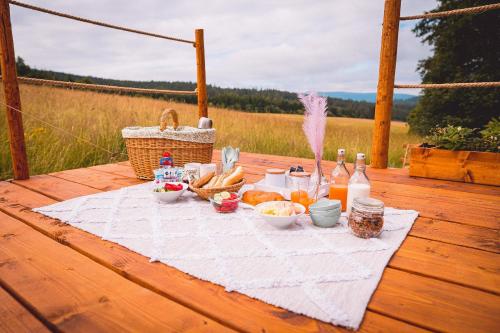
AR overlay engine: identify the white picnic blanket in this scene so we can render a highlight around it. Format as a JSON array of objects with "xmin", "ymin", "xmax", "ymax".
[{"xmin": 34, "ymin": 182, "xmax": 418, "ymax": 330}]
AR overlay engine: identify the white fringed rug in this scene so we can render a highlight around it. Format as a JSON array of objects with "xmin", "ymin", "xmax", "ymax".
[{"xmin": 34, "ymin": 182, "xmax": 418, "ymax": 330}]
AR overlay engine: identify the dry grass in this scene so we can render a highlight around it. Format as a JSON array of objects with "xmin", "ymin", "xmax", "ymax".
[{"xmin": 0, "ymin": 84, "xmax": 421, "ymax": 179}]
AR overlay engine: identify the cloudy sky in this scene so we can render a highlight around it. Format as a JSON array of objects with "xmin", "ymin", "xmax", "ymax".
[{"xmin": 10, "ymin": 0, "xmax": 437, "ymax": 93}]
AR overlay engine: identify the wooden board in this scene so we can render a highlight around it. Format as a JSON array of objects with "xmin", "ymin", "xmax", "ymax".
[
  {"xmin": 0, "ymin": 211, "xmax": 233, "ymax": 332},
  {"xmin": 0, "ymin": 181, "xmax": 425, "ymax": 333},
  {"xmin": 1, "ymin": 151, "xmax": 499, "ymax": 332},
  {"xmin": 409, "ymin": 147, "xmax": 500, "ymax": 186},
  {"xmin": 0, "ymin": 287, "xmax": 50, "ymax": 333}
]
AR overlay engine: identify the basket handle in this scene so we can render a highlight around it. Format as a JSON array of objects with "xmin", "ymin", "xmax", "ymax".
[{"xmin": 160, "ymin": 108, "xmax": 179, "ymax": 131}]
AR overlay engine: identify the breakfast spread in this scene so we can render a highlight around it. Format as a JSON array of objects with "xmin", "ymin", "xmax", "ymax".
[{"xmin": 149, "ymin": 145, "xmax": 383, "ymax": 238}]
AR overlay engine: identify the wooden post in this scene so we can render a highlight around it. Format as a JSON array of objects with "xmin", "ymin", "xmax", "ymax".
[
  {"xmin": 0, "ymin": 0, "xmax": 29, "ymax": 179},
  {"xmin": 371, "ymin": 0, "xmax": 401, "ymax": 169},
  {"xmin": 195, "ymin": 29, "xmax": 208, "ymax": 118}
]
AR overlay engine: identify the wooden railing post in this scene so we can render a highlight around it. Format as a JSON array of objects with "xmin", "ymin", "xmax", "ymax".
[
  {"xmin": 195, "ymin": 29, "xmax": 208, "ymax": 118},
  {"xmin": 371, "ymin": 0, "xmax": 401, "ymax": 169},
  {"xmin": 0, "ymin": 0, "xmax": 29, "ymax": 179}
]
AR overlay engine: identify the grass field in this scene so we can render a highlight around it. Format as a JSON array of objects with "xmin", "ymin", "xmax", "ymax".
[{"xmin": 0, "ymin": 84, "xmax": 421, "ymax": 180}]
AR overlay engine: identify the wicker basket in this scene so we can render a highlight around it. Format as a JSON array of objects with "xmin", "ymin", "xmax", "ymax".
[
  {"xmin": 122, "ymin": 109, "xmax": 216, "ymax": 180},
  {"xmin": 189, "ymin": 179, "xmax": 246, "ymax": 200}
]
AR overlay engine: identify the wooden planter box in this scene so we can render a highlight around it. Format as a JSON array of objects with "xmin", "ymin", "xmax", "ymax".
[{"xmin": 409, "ymin": 147, "xmax": 500, "ymax": 186}]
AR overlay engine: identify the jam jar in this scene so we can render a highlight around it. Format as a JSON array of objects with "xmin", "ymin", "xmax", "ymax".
[{"xmin": 348, "ymin": 197, "xmax": 384, "ymax": 238}]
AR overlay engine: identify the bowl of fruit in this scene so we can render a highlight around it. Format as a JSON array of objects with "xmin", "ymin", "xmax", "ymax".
[
  {"xmin": 256, "ymin": 201, "xmax": 305, "ymax": 229},
  {"xmin": 210, "ymin": 191, "xmax": 240, "ymax": 213},
  {"xmin": 152, "ymin": 182, "xmax": 187, "ymax": 203}
]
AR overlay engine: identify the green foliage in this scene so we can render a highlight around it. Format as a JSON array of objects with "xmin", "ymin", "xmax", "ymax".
[
  {"xmin": 15, "ymin": 57, "xmax": 416, "ymax": 121},
  {"xmin": 425, "ymin": 119, "xmax": 499, "ymax": 152},
  {"xmin": 408, "ymin": 0, "xmax": 500, "ymax": 135}
]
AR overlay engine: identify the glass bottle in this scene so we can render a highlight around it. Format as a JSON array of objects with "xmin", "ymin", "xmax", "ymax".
[
  {"xmin": 329, "ymin": 149, "xmax": 350, "ymax": 211},
  {"xmin": 346, "ymin": 153, "xmax": 371, "ymax": 215}
]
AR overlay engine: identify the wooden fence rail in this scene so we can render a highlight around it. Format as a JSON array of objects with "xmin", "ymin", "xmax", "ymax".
[{"xmin": 1, "ymin": 0, "xmax": 207, "ymax": 179}]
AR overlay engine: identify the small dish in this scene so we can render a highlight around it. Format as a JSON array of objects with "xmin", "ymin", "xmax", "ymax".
[
  {"xmin": 209, "ymin": 192, "xmax": 240, "ymax": 213},
  {"xmin": 152, "ymin": 182, "xmax": 187, "ymax": 203},
  {"xmin": 255, "ymin": 201, "xmax": 305, "ymax": 229}
]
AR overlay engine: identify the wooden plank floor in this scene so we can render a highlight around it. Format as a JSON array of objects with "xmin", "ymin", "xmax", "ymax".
[{"xmin": 0, "ymin": 150, "xmax": 499, "ymax": 332}]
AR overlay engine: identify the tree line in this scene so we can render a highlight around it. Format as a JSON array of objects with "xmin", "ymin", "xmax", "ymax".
[{"xmin": 15, "ymin": 57, "xmax": 416, "ymax": 121}]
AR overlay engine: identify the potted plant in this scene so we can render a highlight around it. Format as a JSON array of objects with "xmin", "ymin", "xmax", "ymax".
[{"xmin": 409, "ymin": 119, "xmax": 500, "ymax": 186}]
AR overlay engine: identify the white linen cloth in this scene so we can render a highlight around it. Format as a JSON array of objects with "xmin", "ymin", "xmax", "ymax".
[{"xmin": 34, "ymin": 182, "xmax": 418, "ymax": 330}]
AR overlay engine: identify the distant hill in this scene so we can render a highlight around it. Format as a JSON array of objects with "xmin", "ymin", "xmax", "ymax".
[
  {"xmin": 319, "ymin": 91, "xmax": 418, "ymax": 103},
  {"xmin": 16, "ymin": 57, "xmax": 417, "ymax": 121}
]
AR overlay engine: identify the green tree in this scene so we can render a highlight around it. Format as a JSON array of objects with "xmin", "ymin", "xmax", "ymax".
[{"xmin": 408, "ymin": 0, "xmax": 500, "ymax": 135}]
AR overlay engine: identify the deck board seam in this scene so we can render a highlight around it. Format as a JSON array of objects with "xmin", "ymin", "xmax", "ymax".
[{"xmin": 0, "ymin": 280, "xmax": 60, "ymax": 333}]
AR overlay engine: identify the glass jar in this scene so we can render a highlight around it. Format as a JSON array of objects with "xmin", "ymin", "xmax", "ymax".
[
  {"xmin": 348, "ymin": 197, "xmax": 384, "ymax": 238},
  {"xmin": 289, "ymin": 172, "xmax": 313, "ymax": 213}
]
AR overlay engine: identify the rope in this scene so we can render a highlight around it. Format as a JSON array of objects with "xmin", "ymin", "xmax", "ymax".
[
  {"xmin": 0, "ymin": 100, "xmax": 128, "ymax": 159},
  {"xmin": 400, "ymin": 3, "xmax": 500, "ymax": 21},
  {"xmin": 9, "ymin": 0, "xmax": 195, "ymax": 45},
  {"xmin": 395, "ymin": 82, "xmax": 500, "ymax": 89},
  {"xmin": 10, "ymin": 76, "xmax": 198, "ymax": 96}
]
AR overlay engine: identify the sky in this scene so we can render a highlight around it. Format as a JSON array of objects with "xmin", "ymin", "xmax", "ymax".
[{"xmin": 10, "ymin": 0, "xmax": 437, "ymax": 93}]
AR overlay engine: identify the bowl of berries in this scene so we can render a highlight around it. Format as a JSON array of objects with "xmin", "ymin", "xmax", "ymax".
[
  {"xmin": 209, "ymin": 191, "xmax": 240, "ymax": 213},
  {"xmin": 152, "ymin": 182, "xmax": 187, "ymax": 203}
]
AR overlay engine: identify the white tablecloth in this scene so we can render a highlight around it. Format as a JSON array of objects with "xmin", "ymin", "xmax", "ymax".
[{"xmin": 34, "ymin": 182, "xmax": 418, "ymax": 330}]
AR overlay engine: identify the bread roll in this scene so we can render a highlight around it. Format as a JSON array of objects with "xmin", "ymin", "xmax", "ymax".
[
  {"xmin": 222, "ymin": 166, "xmax": 244, "ymax": 186},
  {"xmin": 242, "ymin": 190, "xmax": 284, "ymax": 206},
  {"xmin": 203, "ymin": 175, "xmax": 219, "ymax": 188},
  {"xmin": 193, "ymin": 171, "xmax": 214, "ymax": 188}
]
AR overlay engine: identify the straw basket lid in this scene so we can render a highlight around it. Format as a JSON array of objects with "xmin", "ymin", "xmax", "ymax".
[{"xmin": 122, "ymin": 126, "xmax": 216, "ymax": 144}]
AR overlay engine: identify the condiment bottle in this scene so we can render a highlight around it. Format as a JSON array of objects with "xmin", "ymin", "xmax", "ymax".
[
  {"xmin": 346, "ymin": 153, "xmax": 370, "ymax": 215},
  {"xmin": 329, "ymin": 148, "xmax": 350, "ymax": 211}
]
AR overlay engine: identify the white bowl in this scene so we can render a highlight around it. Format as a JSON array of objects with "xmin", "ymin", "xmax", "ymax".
[
  {"xmin": 152, "ymin": 182, "xmax": 187, "ymax": 203},
  {"xmin": 255, "ymin": 201, "xmax": 306, "ymax": 229}
]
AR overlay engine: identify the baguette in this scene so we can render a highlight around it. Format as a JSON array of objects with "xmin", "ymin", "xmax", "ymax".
[
  {"xmin": 203, "ymin": 174, "xmax": 219, "ymax": 188},
  {"xmin": 193, "ymin": 171, "xmax": 215, "ymax": 188},
  {"xmin": 222, "ymin": 166, "xmax": 244, "ymax": 186},
  {"xmin": 214, "ymin": 173, "xmax": 228, "ymax": 187}
]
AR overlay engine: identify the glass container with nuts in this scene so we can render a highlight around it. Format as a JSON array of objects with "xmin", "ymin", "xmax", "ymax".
[{"xmin": 348, "ymin": 197, "xmax": 384, "ymax": 238}]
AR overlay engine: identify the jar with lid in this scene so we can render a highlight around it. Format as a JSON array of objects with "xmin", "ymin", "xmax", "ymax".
[{"xmin": 348, "ymin": 197, "xmax": 384, "ymax": 238}]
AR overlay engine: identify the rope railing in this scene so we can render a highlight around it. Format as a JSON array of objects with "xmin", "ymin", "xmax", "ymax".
[
  {"xmin": 9, "ymin": 0, "xmax": 195, "ymax": 45},
  {"xmin": 400, "ymin": 3, "xmax": 500, "ymax": 21},
  {"xmin": 395, "ymin": 82, "xmax": 500, "ymax": 89},
  {"xmin": 7, "ymin": 76, "xmax": 198, "ymax": 95}
]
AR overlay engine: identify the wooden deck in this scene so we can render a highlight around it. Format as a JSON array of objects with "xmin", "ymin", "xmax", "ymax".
[{"xmin": 0, "ymin": 150, "xmax": 498, "ymax": 332}]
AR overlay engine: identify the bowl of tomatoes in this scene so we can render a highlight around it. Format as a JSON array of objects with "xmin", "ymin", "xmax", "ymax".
[
  {"xmin": 152, "ymin": 182, "xmax": 187, "ymax": 203},
  {"xmin": 209, "ymin": 191, "xmax": 240, "ymax": 213}
]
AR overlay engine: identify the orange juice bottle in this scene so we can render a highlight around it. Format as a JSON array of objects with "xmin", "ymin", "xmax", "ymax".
[{"xmin": 329, "ymin": 149, "xmax": 350, "ymax": 211}]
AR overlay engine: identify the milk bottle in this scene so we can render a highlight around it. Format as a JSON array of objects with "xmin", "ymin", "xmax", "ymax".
[{"xmin": 346, "ymin": 153, "xmax": 370, "ymax": 214}]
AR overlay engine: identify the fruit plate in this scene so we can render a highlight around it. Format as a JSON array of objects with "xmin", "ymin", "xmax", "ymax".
[{"xmin": 152, "ymin": 182, "xmax": 188, "ymax": 203}]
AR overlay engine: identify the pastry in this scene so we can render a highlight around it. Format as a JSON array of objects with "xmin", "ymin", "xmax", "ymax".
[{"xmin": 242, "ymin": 190, "xmax": 284, "ymax": 206}]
